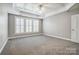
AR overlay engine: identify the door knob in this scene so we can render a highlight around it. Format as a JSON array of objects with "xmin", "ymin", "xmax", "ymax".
[{"xmin": 72, "ymin": 29, "xmax": 75, "ymax": 31}]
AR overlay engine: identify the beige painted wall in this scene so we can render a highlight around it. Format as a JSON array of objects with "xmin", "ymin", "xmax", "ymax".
[
  {"xmin": 8, "ymin": 14, "xmax": 15, "ymax": 37},
  {"xmin": 0, "ymin": 4, "xmax": 8, "ymax": 53},
  {"xmin": 43, "ymin": 12, "xmax": 71, "ymax": 39},
  {"xmin": 43, "ymin": 10, "xmax": 79, "ymax": 40}
]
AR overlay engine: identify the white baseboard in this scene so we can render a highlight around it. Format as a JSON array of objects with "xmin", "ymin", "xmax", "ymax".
[
  {"xmin": 44, "ymin": 34, "xmax": 79, "ymax": 43},
  {"xmin": 8, "ymin": 33, "xmax": 43, "ymax": 39},
  {"xmin": 0, "ymin": 39, "xmax": 8, "ymax": 54},
  {"xmin": 44, "ymin": 34, "xmax": 71, "ymax": 41}
]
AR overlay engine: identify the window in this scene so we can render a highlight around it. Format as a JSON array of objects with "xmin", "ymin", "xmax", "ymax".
[
  {"xmin": 15, "ymin": 16, "xmax": 40, "ymax": 34},
  {"xmin": 33, "ymin": 19, "xmax": 39, "ymax": 32},
  {"xmin": 15, "ymin": 17, "xmax": 21, "ymax": 33},
  {"xmin": 25, "ymin": 19, "xmax": 32, "ymax": 32},
  {"xmin": 20, "ymin": 17, "xmax": 24, "ymax": 33}
]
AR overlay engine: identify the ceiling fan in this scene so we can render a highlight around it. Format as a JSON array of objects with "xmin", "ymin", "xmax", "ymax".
[{"xmin": 38, "ymin": 3, "xmax": 52, "ymax": 11}]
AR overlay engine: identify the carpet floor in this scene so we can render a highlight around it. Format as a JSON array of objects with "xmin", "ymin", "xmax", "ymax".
[{"xmin": 1, "ymin": 35, "xmax": 79, "ymax": 55}]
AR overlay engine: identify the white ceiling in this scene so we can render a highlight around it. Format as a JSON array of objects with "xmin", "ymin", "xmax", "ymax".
[
  {"xmin": 38, "ymin": 3, "xmax": 66, "ymax": 15},
  {"xmin": 13, "ymin": 3, "xmax": 75, "ymax": 17}
]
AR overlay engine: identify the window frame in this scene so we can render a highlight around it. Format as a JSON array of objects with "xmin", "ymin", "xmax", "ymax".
[{"xmin": 14, "ymin": 15, "xmax": 42, "ymax": 35}]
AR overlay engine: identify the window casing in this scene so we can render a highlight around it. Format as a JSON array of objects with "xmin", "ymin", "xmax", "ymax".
[{"xmin": 15, "ymin": 16, "xmax": 41, "ymax": 34}]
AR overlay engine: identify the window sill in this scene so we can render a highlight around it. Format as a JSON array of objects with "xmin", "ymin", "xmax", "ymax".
[
  {"xmin": 14, "ymin": 32, "xmax": 40, "ymax": 35},
  {"xmin": 8, "ymin": 33, "xmax": 43, "ymax": 39}
]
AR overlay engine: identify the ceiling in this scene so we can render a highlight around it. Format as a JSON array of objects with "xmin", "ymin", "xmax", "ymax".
[
  {"xmin": 13, "ymin": 3, "xmax": 75, "ymax": 17},
  {"xmin": 68, "ymin": 3, "xmax": 79, "ymax": 12}
]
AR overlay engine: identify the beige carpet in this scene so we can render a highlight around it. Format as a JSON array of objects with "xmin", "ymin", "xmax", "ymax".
[{"xmin": 1, "ymin": 35, "xmax": 79, "ymax": 55}]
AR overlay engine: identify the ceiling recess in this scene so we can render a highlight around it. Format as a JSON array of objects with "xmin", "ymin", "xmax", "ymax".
[{"xmin": 13, "ymin": 3, "xmax": 75, "ymax": 18}]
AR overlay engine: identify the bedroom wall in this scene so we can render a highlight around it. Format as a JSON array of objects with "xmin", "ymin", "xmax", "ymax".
[
  {"xmin": 43, "ymin": 12, "xmax": 71, "ymax": 40},
  {"xmin": 43, "ymin": 10, "xmax": 79, "ymax": 40},
  {"xmin": 0, "ymin": 4, "xmax": 8, "ymax": 53}
]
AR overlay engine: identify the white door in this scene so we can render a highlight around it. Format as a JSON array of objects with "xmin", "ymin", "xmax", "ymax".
[{"xmin": 71, "ymin": 15, "xmax": 78, "ymax": 43}]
